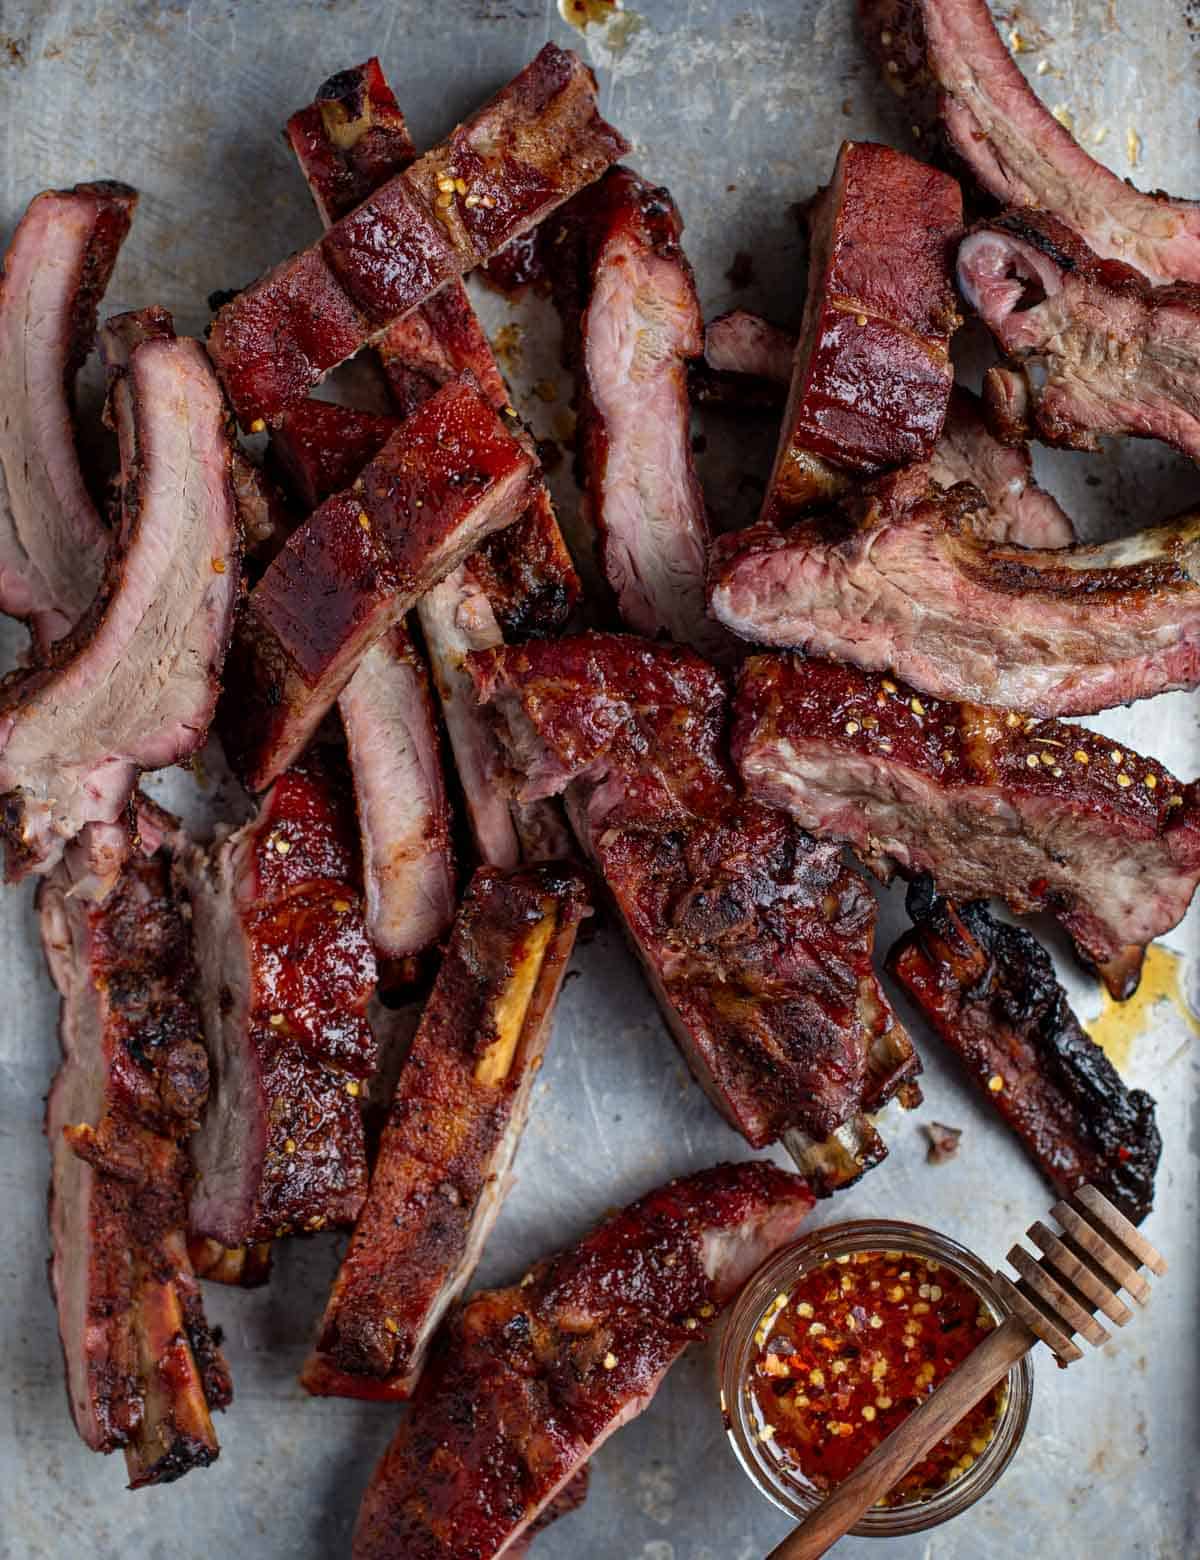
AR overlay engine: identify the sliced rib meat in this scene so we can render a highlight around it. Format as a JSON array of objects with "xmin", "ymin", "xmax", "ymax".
[
  {"xmin": 304, "ymin": 863, "xmax": 589, "ymax": 1400},
  {"xmin": 352, "ymin": 1162, "xmax": 815, "ymax": 1560},
  {"xmin": 860, "ymin": 0, "xmax": 1200, "ymax": 286},
  {"xmin": 339, "ymin": 624, "xmax": 455, "ymax": 961},
  {"xmin": 210, "ymin": 44, "xmax": 628, "ymax": 427},
  {"xmin": 958, "ymin": 209, "xmax": 1200, "ymax": 459},
  {"xmin": 469, "ymin": 633, "xmax": 920, "ymax": 1190},
  {"xmin": 704, "ymin": 307, "xmax": 795, "ymax": 391},
  {"xmin": 219, "ymin": 380, "xmax": 536, "ymax": 794},
  {"xmin": 542, "ymin": 166, "xmax": 721, "ymax": 654},
  {"xmin": 732, "ymin": 653, "xmax": 1200, "ymax": 999},
  {"xmin": 0, "ymin": 181, "xmax": 136, "ymax": 652},
  {"xmin": 762, "ymin": 140, "xmax": 961, "ymax": 520},
  {"xmin": 889, "ymin": 883, "xmax": 1161, "ymax": 1224},
  {"xmin": 180, "ymin": 753, "xmax": 375, "ymax": 1245},
  {"xmin": 0, "ymin": 310, "xmax": 240, "ymax": 882},
  {"xmin": 40, "ymin": 838, "xmax": 231, "ymax": 1486},
  {"xmin": 709, "ymin": 474, "xmax": 1200, "ymax": 716}
]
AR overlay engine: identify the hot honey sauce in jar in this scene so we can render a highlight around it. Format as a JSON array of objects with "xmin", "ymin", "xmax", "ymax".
[{"xmin": 720, "ymin": 1222, "xmax": 1033, "ymax": 1535}]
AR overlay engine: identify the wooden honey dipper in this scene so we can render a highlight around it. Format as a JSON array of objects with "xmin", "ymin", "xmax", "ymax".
[{"xmin": 767, "ymin": 1185, "xmax": 1167, "ymax": 1560}]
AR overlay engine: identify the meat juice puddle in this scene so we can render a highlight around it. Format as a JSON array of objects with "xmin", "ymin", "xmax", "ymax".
[
  {"xmin": 1084, "ymin": 944, "xmax": 1200, "ymax": 1072},
  {"xmin": 746, "ymin": 1249, "xmax": 1004, "ymax": 1506}
]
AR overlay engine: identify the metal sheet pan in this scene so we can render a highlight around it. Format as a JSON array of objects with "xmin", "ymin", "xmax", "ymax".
[{"xmin": 0, "ymin": 2, "xmax": 1197, "ymax": 1555}]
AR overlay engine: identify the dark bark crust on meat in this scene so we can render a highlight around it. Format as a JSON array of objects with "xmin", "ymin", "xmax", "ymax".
[
  {"xmin": 469, "ymin": 633, "xmax": 920, "ymax": 1176},
  {"xmin": 40, "ymin": 847, "xmax": 230, "ymax": 1486},
  {"xmin": 304, "ymin": 863, "xmax": 589, "ymax": 1400},
  {"xmin": 888, "ymin": 881, "xmax": 1161, "ymax": 1224},
  {"xmin": 351, "ymin": 1163, "xmax": 814, "ymax": 1560}
]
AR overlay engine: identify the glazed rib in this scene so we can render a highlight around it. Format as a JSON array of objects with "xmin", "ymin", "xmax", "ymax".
[
  {"xmin": 40, "ymin": 838, "xmax": 231, "ymax": 1486},
  {"xmin": 470, "ymin": 633, "xmax": 920, "ymax": 1190},
  {"xmin": 209, "ymin": 44, "xmax": 628, "ymax": 427},
  {"xmin": 0, "ymin": 181, "xmax": 136, "ymax": 652},
  {"xmin": 219, "ymin": 380, "xmax": 536, "ymax": 794},
  {"xmin": 304, "ymin": 863, "xmax": 589, "ymax": 1400},
  {"xmin": 888, "ymin": 882, "xmax": 1161, "ymax": 1224},
  {"xmin": 181, "ymin": 753, "xmax": 375, "ymax": 1246},
  {"xmin": 732, "ymin": 653, "xmax": 1200, "ymax": 999},
  {"xmin": 709, "ymin": 473, "xmax": 1200, "ymax": 716},
  {"xmin": 859, "ymin": 0, "xmax": 1200, "ymax": 286},
  {"xmin": 761, "ymin": 140, "xmax": 960, "ymax": 520},
  {"xmin": 0, "ymin": 308, "xmax": 240, "ymax": 882},
  {"xmin": 352, "ymin": 1162, "xmax": 815, "ymax": 1560},
  {"xmin": 542, "ymin": 166, "xmax": 721, "ymax": 653},
  {"xmin": 958, "ymin": 208, "xmax": 1200, "ymax": 459}
]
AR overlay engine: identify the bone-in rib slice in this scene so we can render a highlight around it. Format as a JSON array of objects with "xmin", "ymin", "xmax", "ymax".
[
  {"xmin": 0, "ymin": 310, "xmax": 240, "ymax": 882},
  {"xmin": 209, "ymin": 44, "xmax": 627, "ymax": 427},
  {"xmin": 541, "ymin": 165, "xmax": 723, "ymax": 654},
  {"xmin": 180, "ymin": 753, "xmax": 376, "ymax": 1245},
  {"xmin": 732, "ymin": 653, "xmax": 1200, "ymax": 1000},
  {"xmin": 352, "ymin": 1162, "xmax": 814, "ymax": 1560},
  {"xmin": 958, "ymin": 209, "xmax": 1200, "ymax": 460},
  {"xmin": 219, "ymin": 380, "xmax": 536, "ymax": 794},
  {"xmin": 40, "ymin": 837, "xmax": 231, "ymax": 1487},
  {"xmin": 761, "ymin": 140, "xmax": 960, "ymax": 520},
  {"xmin": 859, "ymin": 0, "xmax": 1200, "ymax": 286},
  {"xmin": 0, "ymin": 181, "xmax": 136, "ymax": 653},
  {"xmin": 709, "ymin": 474, "xmax": 1200, "ymax": 717},
  {"xmin": 304, "ymin": 862, "xmax": 588, "ymax": 1400},
  {"xmin": 700, "ymin": 315, "xmax": 1075, "ymax": 548},
  {"xmin": 470, "ymin": 633, "xmax": 920, "ymax": 1190},
  {"xmin": 339, "ymin": 624, "xmax": 455, "ymax": 961},
  {"xmin": 888, "ymin": 882, "xmax": 1161, "ymax": 1224}
]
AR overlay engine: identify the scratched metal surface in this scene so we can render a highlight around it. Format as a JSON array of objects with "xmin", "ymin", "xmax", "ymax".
[{"xmin": 1, "ymin": 1, "xmax": 1198, "ymax": 1556}]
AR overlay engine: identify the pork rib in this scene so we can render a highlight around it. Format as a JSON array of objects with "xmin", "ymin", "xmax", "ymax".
[
  {"xmin": 219, "ymin": 380, "xmax": 536, "ymax": 793},
  {"xmin": 209, "ymin": 44, "xmax": 628, "ymax": 427},
  {"xmin": 698, "ymin": 315, "xmax": 1075, "ymax": 548},
  {"xmin": 958, "ymin": 208, "xmax": 1200, "ymax": 459},
  {"xmin": 352, "ymin": 1162, "xmax": 815, "ymax": 1560},
  {"xmin": 889, "ymin": 882, "xmax": 1161, "ymax": 1224},
  {"xmin": 732, "ymin": 653, "xmax": 1200, "ymax": 999},
  {"xmin": 40, "ymin": 839, "xmax": 231, "ymax": 1486},
  {"xmin": 469, "ymin": 633, "xmax": 920, "ymax": 1189},
  {"xmin": 762, "ymin": 140, "xmax": 960, "ymax": 520},
  {"xmin": 339, "ymin": 624, "xmax": 455, "ymax": 961},
  {"xmin": 0, "ymin": 181, "xmax": 136, "ymax": 652},
  {"xmin": 0, "ymin": 309, "xmax": 240, "ymax": 882},
  {"xmin": 180, "ymin": 753, "xmax": 375, "ymax": 1245},
  {"xmin": 542, "ymin": 165, "xmax": 721, "ymax": 653},
  {"xmin": 304, "ymin": 863, "xmax": 589, "ymax": 1400},
  {"xmin": 859, "ymin": 0, "xmax": 1200, "ymax": 286},
  {"xmin": 709, "ymin": 474, "xmax": 1200, "ymax": 716}
]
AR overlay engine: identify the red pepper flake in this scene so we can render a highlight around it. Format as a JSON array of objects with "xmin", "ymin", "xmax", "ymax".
[{"xmin": 747, "ymin": 1249, "xmax": 1005, "ymax": 1505}]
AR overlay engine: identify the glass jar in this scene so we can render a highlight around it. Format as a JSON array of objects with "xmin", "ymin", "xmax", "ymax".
[{"xmin": 719, "ymin": 1218, "xmax": 1033, "ymax": 1537}]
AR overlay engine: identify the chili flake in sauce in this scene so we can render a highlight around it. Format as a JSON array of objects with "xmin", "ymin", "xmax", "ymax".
[{"xmin": 746, "ymin": 1249, "xmax": 1005, "ymax": 1505}]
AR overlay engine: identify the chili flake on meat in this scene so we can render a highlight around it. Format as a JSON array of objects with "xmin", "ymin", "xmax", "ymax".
[{"xmin": 746, "ymin": 1249, "xmax": 1005, "ymax": 1504}]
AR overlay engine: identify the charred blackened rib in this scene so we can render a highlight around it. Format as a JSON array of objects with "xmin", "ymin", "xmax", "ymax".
[
  {"xmin": 542, "ymin": 166, "xmax": 722, "ymax": 654},
  {"xmin": 181, "ymin": 753, "xmax": 375, "ymax": 1246},
  {"xmin": 761, "ymin": 140, "xmax": 960, "ymax": 520},
  {"xmin": 0, "ymin": 307, "xmax": 241, "ymax": 884},
  {"xmin": 958, "ymin": 208, "xmax": 1200, "ymax": 460},
  {"xmin": 304, "ymin": 863, "xmax": 589, "ymax": 1400},
  {"xmin": 859, "ymin": 0, "xmax": 1200, "ymax": 286},
  {"xmin": 210, "ymin": 44, "xmax": 628, "ymax": 427},
  {"xmin": 0, "ymin": 181, "xmax": 136, "ymax": 653},
  {"xmin": 352, "ymin": 1162, "xmax": 815, "ymax": 1560},
  {"xmin": 709, "ymin": 472, "xmax": 1200, "ymax": 717},
  {"xmin": 888, "ymin": 882, "xmax": 1161, "ymax": 1224},
  {"xmin": 469, "ymin": 633, "xmax": 920, "ymax": 1190},
  {"xmin": 732, "ymin": 653, "xmax": 1200, "ymax": 999},
  {"xmin": 40, "ymin": 836, "xmax": 230, "ymax": 1486},
  {"xmin": 219, "ymin": 380, "xmax": 536, "ymax": 794},
  {"xmin": 339, "ymin": 624, "xmax": 455, "ymax": 962}
]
